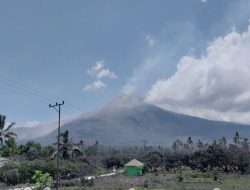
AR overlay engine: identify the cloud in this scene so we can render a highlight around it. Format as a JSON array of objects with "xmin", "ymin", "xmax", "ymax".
[
  {"xmin": 200, "ymin": 0, "xmax": 207, "ymax": 3},
  {"xmin": 123, "ymin": 22, "xmax": 201, "ymax": 95},
  {"xmin": 146, "ymin": 35, "xmax": 157, "ymax": 46},
  {"xmin": 145, "ymin": 24, "xmax": 250, "ymax": 124},
  {"xmin": 122, "ymin": 52, "xmax": 173, "ymax": 95},
  {"xmin": 87, "ymin": 60, "xmax": 117, "ymax": 79},
  {"xmin": 23, "ymin": 121, "xmax": 40, "ymax": 128},
  {"xmin": 84, "ymin": 60, "xmax": 117, "ymax": 91},
  {"xmin": 83, "ymin": 80, "xmax": 106, "ymax": 91}
]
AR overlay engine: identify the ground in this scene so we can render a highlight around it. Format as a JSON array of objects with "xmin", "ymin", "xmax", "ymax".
[
  {"xmin": 58, "ymin": 170, "xmax": 250, "ymax": 190},
  {"xmin": 7, "ymin": 169, "xmax": 250, "ymax": 190}
]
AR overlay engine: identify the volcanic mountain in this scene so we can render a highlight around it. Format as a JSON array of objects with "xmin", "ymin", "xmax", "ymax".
[{"xmin": 15, "ymin": 94, "xmax": 250, "ymax": 145}]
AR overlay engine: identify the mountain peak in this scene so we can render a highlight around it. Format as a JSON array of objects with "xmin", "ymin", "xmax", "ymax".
[{"xmin": 104, "ymin": 94, "xmax": 144, "ymax": 109}]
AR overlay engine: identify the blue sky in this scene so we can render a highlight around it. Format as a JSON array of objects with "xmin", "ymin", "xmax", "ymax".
[{"xmin": 1, "ymin": 0, "xmax": 250, "ymax": 126}]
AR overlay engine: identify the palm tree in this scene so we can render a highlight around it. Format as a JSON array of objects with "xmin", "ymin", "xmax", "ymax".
[
  {"xmin": 0, "ymin": 115, "xmax": 17, "ymax": 146},
  {"xmin": 52, "ymin": 130, "xmax": 82, "ymax": 159}
]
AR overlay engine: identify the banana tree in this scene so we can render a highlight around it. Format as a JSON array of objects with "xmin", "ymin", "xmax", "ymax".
[{"xmin": 0, "ymin": 115, "xmax": 17, "ymax": 146}]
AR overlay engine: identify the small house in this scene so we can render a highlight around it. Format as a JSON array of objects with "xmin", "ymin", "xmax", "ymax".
[{"xmin": 124, "ymin": 159, "xmax": 144, "ymax": 176}]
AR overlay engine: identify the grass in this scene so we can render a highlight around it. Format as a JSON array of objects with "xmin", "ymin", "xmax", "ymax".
[
  {"xmin": 9, "ymin": 169, "xmax": 250, "ymax": 190},
  {"xmin": 56, "ymin": 172, "xmax": 250, "ymax": 190}
]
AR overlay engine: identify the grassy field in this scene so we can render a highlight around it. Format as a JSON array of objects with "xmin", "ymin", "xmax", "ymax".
[
  {"xmin": 57, "ymin": 170, "xmax": 250, "ymax": 190},
  {"xmin": 7, "ymin": 169, "xmax": 250, "ymax": 190}
]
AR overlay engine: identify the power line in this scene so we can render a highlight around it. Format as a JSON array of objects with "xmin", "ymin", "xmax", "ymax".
[
  {"xmin": 0, "ymin": 75, "xmax": 56, "ymax": 102},
  {"xmin": 0, "ymin": 75, "xmax": 84, "ymax": 117},
  {"xmin": 0, "ymin": 82, "xmax": 50, "ymax": 105}
]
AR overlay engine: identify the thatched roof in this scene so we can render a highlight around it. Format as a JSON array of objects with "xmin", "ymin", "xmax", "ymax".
[{"xmin": 125, "ymin": 159, "xmax": 143, "ymax": 167}]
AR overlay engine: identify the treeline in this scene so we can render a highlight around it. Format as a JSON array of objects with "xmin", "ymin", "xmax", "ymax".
[
  {"xmin": 1, "ymin": 114, "xmax": 250, "ymax": 186},
  {"xmin": 3, "ymin": 130, "xmax": 249, "ymax": 175},
  {"xmin": 0, "ymin": 130, "xmax": 250, "ymax": 185}
]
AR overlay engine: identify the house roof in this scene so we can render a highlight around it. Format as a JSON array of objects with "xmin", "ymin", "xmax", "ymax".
[{"xmin": 125, "ymin": 159, "xmax": 143, "ymax": 167}]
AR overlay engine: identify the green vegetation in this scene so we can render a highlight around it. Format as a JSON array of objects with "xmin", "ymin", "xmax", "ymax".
[
  {"xmin": 0, "ymin": 115, "xmax": 17, "ymax": 146},
  {"xmin": 80, "ymin": 177, "xmax": 94, "ymax": 187},
  {"xmin": 32, "ymin": 170, "xmax": 53, "ymax": 190},
  {"xmin": 55, "ymin": 172, "xmax": 250, "ymax": 190},
  {"xmin": 1, "ymin": 114, "xmax": 250, "ymax": 189}
]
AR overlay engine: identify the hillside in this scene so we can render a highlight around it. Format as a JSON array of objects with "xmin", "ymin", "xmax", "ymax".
[{"xmin": 16, "ymin": 94, "xmax": 250, "ymax": 145}]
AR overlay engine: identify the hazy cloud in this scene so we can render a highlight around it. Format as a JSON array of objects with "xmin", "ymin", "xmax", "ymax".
[
  {"xmin": 123, "ymin": 22, "xmax": 201, "ymax": 95},
  {"xmin": 83, "ymin": 80, "xmax": 106, "ymax": 91},
  {"xmin": 84, "ymin": 60, "xmax": 117, "ymax": 91},
  {"xmin": 87, "ymin": 60, "xmax": 117, "ymax": 79},
  {"xmin": 145, "ymin": 24, "xmax": 250, "ymax": 124},
  {"xmin": 146, "ymin": 35, "xmax": 157, "ymax": 46},
  {"xmin": 23, "ymin": 121, "xmax": 40, "ymax": 128}
]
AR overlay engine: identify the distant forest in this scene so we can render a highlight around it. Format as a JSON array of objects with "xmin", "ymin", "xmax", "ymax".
[{"xmin": 1, "ymin": 115, "xmax": 250, "ymax": 186}]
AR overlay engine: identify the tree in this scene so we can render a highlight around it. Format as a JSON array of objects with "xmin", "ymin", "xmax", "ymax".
[
  {"xmin": 218, "ymin": 137, "xmax": 227, "ymax": 148},
  {"xmin": 241, "ymin": 138, "xmax": 249, "ymax": 151},
  {"xmin": 0, "ymin": 137, "xmax": 19, "ymax": 157},
  {"xmin": 59, "ymin": 130, "xmax": 71, "ymax": 159},
  {"xmin": 20, "ymin": 141, "xmax": 42, "ymax": 160},
  {"xmin": 172, "ymin": 139, "xmax": 183, "ymax": 152},
  {"xmin": 233, "ymin": 131, "xmax": 240, "ymax": 146},
  {"xmin": 52, "ymin": 130, "xmax": 82, "ymax": 159},
  {"xmin": 197, "ymin": 139, "xmax": 204, "ymax": 150},
  {"xmin": 85, "ymin": 141, "xmax": 99, "ymax": 156},
  {"xmin": 187, "ymin": 136, "xmax": 193, "ymax": 146},
  {"xmin": 144, "ymin": 151, "xmax": 163, "ymax": 172},
  {"xmin": 0, "ymin": 115, "xmax": 17, "ymax": 146}
]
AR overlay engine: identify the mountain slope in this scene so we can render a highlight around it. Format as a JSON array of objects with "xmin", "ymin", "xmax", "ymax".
[{"xmin": 25, "ymin": 94, "xmax": 250, "ymax": 145}]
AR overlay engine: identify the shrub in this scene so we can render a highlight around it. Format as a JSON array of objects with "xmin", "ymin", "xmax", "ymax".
[
  {"xmin": 80, "ymin": 177, "xmax": 94, "ymax": 187},
  {"xmin": 102, "ymin": 157, "xmax": 123, "ymax": 169},
  {"xmin": 58, "ymin": 160, "xmax": 89, "ymax": 179},
  {"xmin": 32, "ymin": 170, "xmax": 53, "ymax": 190},
  {"xmin": 143, "ymin": 179, "xmax": 149, "ymax": 188},
  {"xmin": 0, "ymin": 162, "xmax": 20, "ymax": 185},
  {"xmin": 177, "ymin": 175, "xmax": 183, "ymax": 182},
  {"xmin": 177, "ymin": 168, "xmax": 183, "ymax": 182},
  {"xmin": 60, "ymin": 178, "xmax": 80, "ymax": 187},
  {"xmin": 2, "ymin": 168, "xmax": 20, "ymax": 185},
  {"xmin": 0, "ymin": 159, "xmax": 91, "ymax": 185}
]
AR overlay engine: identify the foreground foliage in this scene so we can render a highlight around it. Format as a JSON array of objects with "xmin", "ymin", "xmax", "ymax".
[
  {"xmin": 32, "ymin": 170, "xmax": 53, "ymax": 190},
  {"xmin": 0, "ymin": 122, "xmax": 249, "ymax": 189},
  {"xmin": 0, "ymin": 159, "xmax": 91, "ymax": 185}
]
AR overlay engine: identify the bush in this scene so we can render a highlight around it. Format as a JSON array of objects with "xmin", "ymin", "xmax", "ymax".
[
  {"xmin": 0, "ymin": 159, "xmax": 91, "ymax": 185},
  {"xmin": 60, "ymin": 178, "xmax": 80, "ymax": 187},
  {"xmin": 80, "ymin": 177, "xmax": 94, "ymax": 187},
  {"xmin": 32, "ymin": 170, "xmax": 53, "ymax": 190},
  {"xmin": 0, "ymin": 162, "xmax": 20, "ymax": 185},
  {"xmin": 2, "ymin": 168, "xmax": 20, "ymax": 185},
  {"xmin": 177, "ymin": 168, "xmax": 183, "ymax": 182},
  {"xmin": 177, "ymin": 175, "xmax": 183, "ymax": 182},
  {"xmin": 58, "ymin": 160, "xmax": 89, "ymax": 179},
  {"xmin": 143, "ymin": 179, "xmax": 149, "ymax": 188},
  {"xmin": 18, "ymin": 160, "xmax": 56, "ymax": 182},
  {"xmin": 102, "ymin": 157, "xmax": 123, "ymax": 169}
]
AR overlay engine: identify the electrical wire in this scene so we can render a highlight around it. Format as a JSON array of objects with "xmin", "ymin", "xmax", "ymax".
[{"xmin": 0, "ymin": 75, "xmax": 84, "ymax": 118}]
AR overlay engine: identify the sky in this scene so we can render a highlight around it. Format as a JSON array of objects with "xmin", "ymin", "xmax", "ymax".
[{"xmin": 1, "ymin": 0, "xmax": 250, "ymax": 127}]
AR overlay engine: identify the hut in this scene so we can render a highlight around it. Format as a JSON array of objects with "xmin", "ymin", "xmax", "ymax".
[{"xmin": 124, "ymin": 159, "xmax": 144, "ymax": 176}]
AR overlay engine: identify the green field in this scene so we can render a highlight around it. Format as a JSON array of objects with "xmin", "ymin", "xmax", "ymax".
[{"xmin": 55, "ymin": 171, "xmax": 250, "ymax": 190}]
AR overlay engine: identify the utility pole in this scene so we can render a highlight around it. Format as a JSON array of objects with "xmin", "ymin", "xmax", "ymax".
[{"xmin": 49, "ymin": 101, "xmax": 64, "ymax": 190}]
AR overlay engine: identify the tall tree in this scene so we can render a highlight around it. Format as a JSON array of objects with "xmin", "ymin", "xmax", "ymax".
[
  {"xmin": 0, "ymin": 115, "xmax": 17, "ymax": 145},
  {"xmin": 52, "ymin": 130, "xmax": 81, "ymax": 159},
  {"xmin": 233, "ymin": 131, "xmax": 240, "ymax": 146}
]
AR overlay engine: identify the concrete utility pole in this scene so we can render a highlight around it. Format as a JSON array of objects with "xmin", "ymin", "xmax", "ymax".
[{"xmin": 49, "ymin": 101, "xmax": 64, "ymax": 190}]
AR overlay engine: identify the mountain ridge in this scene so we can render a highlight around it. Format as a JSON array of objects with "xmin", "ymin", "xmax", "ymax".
[{"xmin": 15, "ymin": 94, "xmax": 250, "ymax": 145}]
